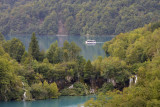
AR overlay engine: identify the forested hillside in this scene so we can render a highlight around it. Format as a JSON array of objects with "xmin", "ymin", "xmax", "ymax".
[
  {"xmin": 0, "ymin": 0, "xmax": 160, "ymax": 35},
  {"xmin": 84, "ymin": 22, "xmax": 160, "ymax": 106}
]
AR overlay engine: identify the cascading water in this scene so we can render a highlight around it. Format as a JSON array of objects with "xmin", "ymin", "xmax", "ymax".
[
  {"xmin": 135, "ymin": 75, "xmax": 137, "ymax": 84},
  {"xmin": 129, "ymin": 75, "xmax": 138, "ymax": 87},
  {"xmin": 68, "ymin": 84, "xmax": 73, "ymax": 89},
  {"xmin": 89, "ymin": 89, "xmax": 95, "ymax": 94},
  {"xmin": 129, "ymin": 77, "xmax": 133, "ymax": 87},
  {"xmin": 22, "ymin": 82, "xmax": 27, "ymax": 101},
  {"xmin": 108, "ymin": 78, "xmax": 116, "ymax": 86},
  {"xmin": 22, "ymin": 82, "xmax": 24, "ymax": 86},
  {"xmin": 23, "ymin": 92, "xmax": 26, "ymax": 101}
]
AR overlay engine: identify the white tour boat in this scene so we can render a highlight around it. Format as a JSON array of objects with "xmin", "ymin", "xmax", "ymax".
[{"xmin": 85, "ymin": 40, "xmax": 96, "ymax": 44}]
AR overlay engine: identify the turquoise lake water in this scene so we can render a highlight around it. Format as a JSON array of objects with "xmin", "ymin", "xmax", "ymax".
[
  {"xmin": 0, "ymin": 95, "xmax": 96, "ymax": 107},
  {"xmin": 5, "ymin": 35, "xmax": 114, "ymax": 60}
]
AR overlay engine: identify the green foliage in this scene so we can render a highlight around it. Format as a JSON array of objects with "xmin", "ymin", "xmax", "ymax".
[
  {"xmin": 31, "ymin": 81, "xmax": 59, "ymax": 99},
  {"xmin": 39, "ymin": 50, "xmax": 45, "ymax": 62},
  {"xmin": 103, "ymin": 22, "xmax": 160, "ymax": 64},
  {"xmin": 84, "ymin": 93, "xmax": 108, "ymax": 107},
  {"xmin": 1, "ymin": 0, "xmax": 160, "ymax": 35},
  {"xmin": 84, "ymin": 60, "xmax": 93, "ymax": 81},
  {"xmin": 62, "ymin": 41, "xmax": 81, "ymax": 61},
  {"xmin": 46, "ymin": 41, "xmax": 62, "ymax": 64},
  {"xmin": 101, "ymin": 57, "xmax": 129, "ymax": 86},
  {"xmin": 61, "ymin": 82, "xmax": 88, "ymax": 96},
  {"xmin": 40, "ymin": 11, "xmax": 58, "ymax": 35},
  {"xmin": 0, "ymin": 46, "xmax": 5, "ymax": 55},
  {"xmin": 0, "ymin": 32, "xmax": 5, "ymax": 42},
  {"xmin": 0, "ymin": 37, "xmax": 86, "ymax": 101},
  {"xmin": 46, "ymin": 40, "xmax": 81, "ymax": 64},
  {"xmin": 98, "ymin": 83, "xmax": 114, "ymax": 94},
  {"xmin": 3, "ymin": 38, "xmax": 25, "ymax": 62},
  {"xmin": 21, "ymin": 51, "xmax": 29, "ymax": 63},
  {"xmin": 0, "ymin": 54, "xmax": 23, "ymax": 101},
  {"xmin": 76, "ymin": 56, "xmax": 86, "ymax": 81},
  {"xmin": 31, "ymin": 82, "xmax": 47, "ymax": 99},
  {"xmin": 85, "ymin": 22, "xmax": 160, "ymax": 106},
  {"xmin": 28, "ymin": 33, "xmax": 40, "ymax": 60},
  {"xmin": 33, "ymin": 60, "xmax": 53, "ymax": 80},
  {"xmin": 151, "ymin": 22, "xmax": 160, "ymax": 32}
]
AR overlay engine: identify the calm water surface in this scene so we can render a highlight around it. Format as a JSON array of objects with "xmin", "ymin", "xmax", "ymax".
[
  {"xmin": 0, "ymin": 95, "xmax": 96, "ymax": 107},
  {"xmin": 5, "ymin": 35, "xmax": 114, "ymax": 60}
]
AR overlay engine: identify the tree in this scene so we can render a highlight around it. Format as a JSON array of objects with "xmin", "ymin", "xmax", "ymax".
[
  {"xmin": 31, "ymin": 82, "xmax": 47, "ymax": 100},
  {"xmin": 39, "ymin": 50, "xmax": 45, "ymax": 62},
  {"xmin": 10, "ymin": 38, "xmax": 25, "ymax": 62},
  {"xmin": 0, "ymin": 56, "xmax": 23, "ymax": 101},
  {"xmin": 76, "ymin": 56, "xmax": 86, "ymax": 81},
  {"xmin": 3, "ymin": 38, "xmax": 25, "ymax": 62},
  {"xmin": 69, "ymin": 42, "xmax": 81, "ymax": 60},
  {"xmin": 65, "ymin": 16, "xmax": 75, "ymax": 35},
  {"xmin": 28, "ymin": 32, "xmax": 40, "ymax": 61},
  {"xmin": 41, "ymin": 11, "xmax": 58, "ymax": 35},
  {"xmin": 0, "ymin": 46, "xmax": 5, "ymax": 56},
  {"xmin": 49, "ymin": 82, "xmax": 59, "ymax": 98},
  {"xmin": 101, "ymin": 57, "xmax": 129, "ymax": 88},
  {"xmin": 0, "ymin": 32, "xmax": 5, "ymax": 42},
  {"xmin": 84, "ymin": 60, "xmax": 93, "ymax": 82},
  {"xmin": 62, "ymin": 40, "xmax": 70, "ymax": 62},
  {"xmin": 46, "ymin": 41, "xmax": 62, "ymax": 64}
]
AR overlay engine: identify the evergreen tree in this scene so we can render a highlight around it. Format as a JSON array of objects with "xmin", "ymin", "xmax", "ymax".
[
  {"xmin": 62, "ymin": 40, "xmax": 70, "ymax": 62},
  {"xmin": 28, "ymin": 33, "xmax": 40, "ymax": 61},
  {"xmin": 84, "ymin": 60, "xmax": 93, "ymax": 81}
]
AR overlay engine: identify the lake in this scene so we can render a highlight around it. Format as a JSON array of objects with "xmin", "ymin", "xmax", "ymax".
[
  {"xmin": 5, "ymin": 35, "xmax": 114, "ymax": 60},
  {"xmin": 0, "ymin": 95, "xmax": 96, "ymax": 107}
]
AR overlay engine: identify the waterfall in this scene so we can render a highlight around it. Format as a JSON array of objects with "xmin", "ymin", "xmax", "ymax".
[
  {"xmin": 22, "ymin": 82, "xmax": 27, "ymax": 101},
  {"xmin": 108, "ymin": 78, "xmax": 116, "ymax": 86},
  {"xmin": 68, "ymin": 84, "xmax": 73, "ymax": 89},
  {"xmin": 108, "ymin": 79, "xmax": 111, "ymax": 82},
  {"xmin": 90, "ymin": 88, "xmax": 95, "ymax": 94},
  {"xmin": 129, "ymin": 75, "xmax": 138, "ymax": 87},
  {"xmin": 23, "ymin": 92, "xmax": 27, "ymax": 101},
  {"xmin": 135, "ymin": 75, "xmax": 137, "ymax": 84},
  {"xmin": 129, "ymin": 77, "xmax": 133, "ymax": 87}
]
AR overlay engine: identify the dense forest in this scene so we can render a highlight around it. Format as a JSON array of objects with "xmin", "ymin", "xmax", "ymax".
[
  {"xmin": 0, "ymin": 0, "xmax": 160, "ymax": 35},
  {"xmin": 0, "ymin": 32, "xmax": 115, "ymax": 101},
  {"xmin": 1, "ymin": 22, "xmax": 160, "ymax": 103},
  {"xmin": 0, "ymin": 28, "xmax": 133, "ymax": 101},
  {"xmin": 84, "ymin": 22, "xmax": 160, "ymax": 106},
  {"xmin": 0, "ymin": 20, "xmax": 160, "ymax": 107}
]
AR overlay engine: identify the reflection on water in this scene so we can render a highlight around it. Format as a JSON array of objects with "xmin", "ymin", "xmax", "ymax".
[
  {"xmin": 5, "ymin": 35, "xmax": 114, "ymax": 60},
  {"xmin": 0, "ymin": 95, "xmax": 96, "ymax": 107}
]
